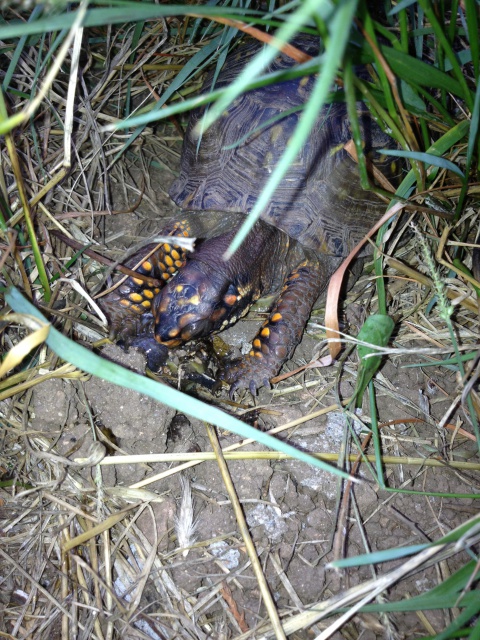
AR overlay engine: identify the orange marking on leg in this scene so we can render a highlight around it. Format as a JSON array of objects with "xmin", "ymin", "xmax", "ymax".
[
  {"xmin": 224, "ymin": 294, "xmax": 237, "ymax": 306},
  {"xmin": 211, "ymin": 308, "xmax": 226, "ymax": 321},
  {"xmin": 271, "ymin": 312, "xmax": 282, "ymax": 322}
]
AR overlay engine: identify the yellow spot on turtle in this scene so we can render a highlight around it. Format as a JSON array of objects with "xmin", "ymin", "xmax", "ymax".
[
  {"xmin": 171, "ymin": 249, "xmax": 181, "ymax": 261},
  {"xmin": 141, "ymin": 300, "xmax": 151, "ymax": 309},
  {"xmin": 132, "ymin": 277, "xmax": 143, "ymax": 286},
  {"xmin": 165, "ymin": 255, "xmax": 174, "ymax": 267},
  {"xmin": 178, "ymin": 313, "xmax": 197, "ymax": 329},
  {"xmin": 129, "ymin": 292, "xmax": 143, "ymax": 303},
  {"xmin": 168, "ymin": 327, "xmax": 180, "ymax": 337},
  {"xmin": 328, "ymin": 142, "xmax": 344, "ymax": 158},
  {"xmin": 174, "ymin": 260, "xmax": 184, "ymax": 268},
  {"xmin": 162, "ymin": 243, "xmax": 171, "ymax": 253},
  {"xmin": 158, "ymin": 297, "xmax": 170, "ymax": 313},
  {"xmin": 254, "ymin": 352, "xmax": 263, "ymax": 359},
  {"xmin": 161, "ymin": 273, "xmax": 170, "ymax": 281},
  {"xmin": 237, "ymin": 284, "xmax": 251, "ymax": 297},
  {"xmin": 188, "ymin": 294, "xmax": 200, "ymax": 306},
  {"xmin": 263, "ymin": 151, "xmax": 274, "ymax": 168},
  {"xmin": 158, "ymin": 262, "xmax": 166, "ymax": 273},
  {"xmin": 120, "ymin": 299, "xmax": 131, "ymax": 308},
  {"xmin": 144, "ymin": 289, "xmax": 154, "ymax": 299},
  {"xmin": 131, "ymin": 304, "xmax": 143, "ymax": 314},
  {"xmin": 141, "ymin": 260, "xmax": 152, "ymax": 271},
  {"xmin": 175, "ymin": 284, "xmax": 184, "ymax": 293},
  {"xmin": 253, "ymin": 338, "xmax": 262, "ymax": 349},
  {"xmin": 261, "ymin": 327, "xmax": 270, "ymax": 337},
  {"xmin": 271, "ymin": 312, "xmax": 282, "ymax": 322},
  {"xmin": 270, "ymin": 124, "xmax": 284, "ymax": 144},
  {"xmin": 249, "ymin": 350, "xmax": 255, "ymax": 357}
]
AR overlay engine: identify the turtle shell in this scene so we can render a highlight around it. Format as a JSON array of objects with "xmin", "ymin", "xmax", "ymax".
[{"xmin": 169, "ymin": 35, "xmax": 398, "ymax": 257}]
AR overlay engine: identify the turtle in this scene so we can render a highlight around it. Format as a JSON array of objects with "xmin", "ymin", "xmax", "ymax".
[{"xmin": 101, "ymin": 35, "xmax": 400, "ymax": 395}]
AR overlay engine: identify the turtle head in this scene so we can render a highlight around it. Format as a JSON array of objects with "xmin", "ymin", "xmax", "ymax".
[{"xmin": 152, "ymin": 260, "xmax": 253, "ymax": 346}]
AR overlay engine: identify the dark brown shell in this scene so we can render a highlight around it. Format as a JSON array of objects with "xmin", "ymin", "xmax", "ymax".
[{"xmin": 169, "ymin": 36, "xmax": 397, "ymax": 257}]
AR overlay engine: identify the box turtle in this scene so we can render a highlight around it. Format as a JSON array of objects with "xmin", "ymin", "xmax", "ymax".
[{"xmin": 102, "ymin": 35, "xmax": 399, "ymax": 395}]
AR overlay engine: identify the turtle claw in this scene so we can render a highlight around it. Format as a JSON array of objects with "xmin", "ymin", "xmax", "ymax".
[{"xmin": 221, "ymin": 357, "xmax": 275, "ymax": 398}]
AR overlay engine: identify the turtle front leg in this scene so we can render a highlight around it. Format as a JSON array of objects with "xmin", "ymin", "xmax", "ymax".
[
  {"xmin": 221, "ymin": 259, "xmax": 325, "ymax": 396},
  {"xmin": 100, "ymin": 219, "xmax": 192, "ymax": 340}
]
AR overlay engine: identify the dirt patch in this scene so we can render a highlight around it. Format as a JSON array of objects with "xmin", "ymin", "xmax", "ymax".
[{"xmin": 14, "ymin": 325, "xmax": 477, "ymax": 638}]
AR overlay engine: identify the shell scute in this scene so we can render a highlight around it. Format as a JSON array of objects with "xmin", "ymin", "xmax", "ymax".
[{"xmin": 169, "ymin": 36, "xmax": 398, "ymax": 258}]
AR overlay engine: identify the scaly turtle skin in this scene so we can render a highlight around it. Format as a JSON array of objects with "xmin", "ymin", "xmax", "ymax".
[{"xmin": 102, "ymin": 35, "xmax": 398, "ymax": 395}]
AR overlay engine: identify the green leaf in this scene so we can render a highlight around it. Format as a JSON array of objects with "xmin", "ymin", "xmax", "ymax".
[
  {"xmin": 355, "ymin": 314, "xmax": 395, "ymax": 403},
  {"xmin": 380, "ymin": 46, "xmax": 466, "ymax": 97},
  {"xmin": 378, "ymin": 149, "xmax": 465, "ymax": 178}
]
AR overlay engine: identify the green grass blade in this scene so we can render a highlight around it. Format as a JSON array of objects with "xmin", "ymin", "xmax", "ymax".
[
  {"xmin": 433, "ymin": 601, "xmax": 480, "ymax": 640},
  {"xmin": 464, "ymin": 0, "xmax": 479, "ymax": 79},
  {"xmin": 418, "ymin": 0, "xmax": 473, "ymax": 110},
  {"xmin": 0, "ymin": 5, "xmax": 263, "ymax": 40},
  {"xmin": 2, "ymin": 5, "xmax": 43, "ymax": 92},
  {"xmin": 378, "ymin": 149, "xmax": 465, "ymax": 178}
]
